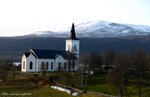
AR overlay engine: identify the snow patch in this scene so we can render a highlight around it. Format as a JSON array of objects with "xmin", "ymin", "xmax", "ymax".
[{"xmin": 30, "ymin": 20, "xmax": 150, "ymax": 38}]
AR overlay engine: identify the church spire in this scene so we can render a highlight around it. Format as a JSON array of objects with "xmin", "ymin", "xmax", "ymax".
[
  {"xmin": 70, "ymin": 23, "xmax": 76, "ymax": 39},
  {"xmin": 66, "ymin": 23, "xmax": 80, "ymax": 58}
]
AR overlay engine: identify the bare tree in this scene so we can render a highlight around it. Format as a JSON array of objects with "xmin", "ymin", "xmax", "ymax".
[
  {"xmin": 77, "ymin": 54, "xmax": 91, "ymax": 92},
  {"xmin": 0, "ymin": 60, "xmax": 10, "ymax": 81},
  {"xmin": 41, "ymin": 62, "xmax": 48, "ymax": 81},
  {"xmin": 103, "ymin": 50, "xmax": 115, "ymax": 66},
  {"xmin": 131, "ymin": 50, "xmax": 150, "ymax": 97},
  {"xmin": 109, "ymin": 52, "xmax": 129, "ymax": 97},
  {"xmin": 88, "ymin": 52, "xmax": 102, "ymax": 71},
  {"xmin": 66, "ymin": 52, "xmax": 76, "ymax": 71}
]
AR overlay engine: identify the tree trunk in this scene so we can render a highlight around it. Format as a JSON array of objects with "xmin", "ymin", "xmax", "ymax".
[
  {"xmin": 120, "ymin": 77, "xmax": 124, "ymax": 97},
  {"xmin": 139, "ymin": 72, "xmax": 142, "ymax": 97},
  {"xmin": 83, "ymin": 69, "xmax": 89, "ymax": 92}
]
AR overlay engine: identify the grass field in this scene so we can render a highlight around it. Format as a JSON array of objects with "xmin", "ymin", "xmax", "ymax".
[
  {"xmin": 0, "ymin": 72, "xmax": 149, "ymax": 97},
  {"xmin": 87, "ymin": 83, "xmax": 119, "ymax": 95},
  {"xmin": 32, "ymin": 85, "xmax": 107, "ymax": 97},
  {"xmin": 0, "ymin": 83, "xmax": 107, "ymax": 97},
  {"xmin": 87, "ymin": 83, "xmax": 150, "ymax": 97}
]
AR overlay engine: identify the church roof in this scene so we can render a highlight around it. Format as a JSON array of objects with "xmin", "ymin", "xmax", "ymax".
[
  {"xmin": 24, "ymin": 52, "xmax": 30, "ymax": 57},
  {"xmin": 24, "ymin": 49, "xmax": 77, "ymax": 60}
]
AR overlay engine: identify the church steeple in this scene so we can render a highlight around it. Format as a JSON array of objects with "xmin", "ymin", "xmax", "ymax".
[
  {"xmin": 70, "ymin": 23, "xmax": 76, "ymax": 39},
  {"xmin": 66, "ymin": 23, "xmax": 80, "ymax": 58}
]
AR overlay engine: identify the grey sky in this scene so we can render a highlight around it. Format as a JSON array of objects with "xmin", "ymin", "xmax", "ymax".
[{"xmin": 0, "ymin": 0, "xmax": 150, "ymax": 36}]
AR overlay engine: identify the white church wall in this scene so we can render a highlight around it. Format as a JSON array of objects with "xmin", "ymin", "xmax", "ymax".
[
  {"xmin": 74, "ymin": 60, "xmax": 79, "ymax": 71},
  {"xmin": 26, "ymin": 54, "xmax": 37, "ymax": 72},
  {"xmin": 72, "ymin": 40, "xmax": 80, "ymax": 55},
  {"xmin": 55, "ymin": 55, "xmax": 67, "ymax": 71},
  {"xmin": 21, "ymin": 55, "xmax": 27, "ymax": 72},
  {"xmin": 37, "ymin": 59, "xmax": 55, "ymax": 72},
  {"xmin": 66, "ymin": 39, "xmax": 80, "ymax": 59},
  {"xmin": 66, "ymin": 40, "xmax": 72, "ymax": 52}
]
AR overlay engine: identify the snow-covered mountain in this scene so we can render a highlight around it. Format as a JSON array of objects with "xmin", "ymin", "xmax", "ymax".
[
  {"xmin": 30, "ymin": 20, "xmax": 150, "ymax": 38},
  {"xmin": 30, "ymin": 31, "xmax": 68, "ymax": 37}
]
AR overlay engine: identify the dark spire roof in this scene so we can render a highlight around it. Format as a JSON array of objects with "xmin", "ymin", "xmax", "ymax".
[{"xmin": 70, "ymin": 23, "xmax": 76, "ymax": 39}]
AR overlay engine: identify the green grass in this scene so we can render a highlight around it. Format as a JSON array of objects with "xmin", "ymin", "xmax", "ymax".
[
  {"xmin": 87, "ymin": 83, "xmax": 150, "ymax": 97},
  {"xmin": 32, "ymin": 85, "xmax": 107, "ymax": 97},
  {"xmin": 125, "ymin": 84, "xmax": 150, "ymax": 97},
  {"xmin": 0, "ymin": 80, "xmax": 35, "ymax": 97},
  {"xmin": 1, "ymin": 80, "xmax": 149, "ymax": 97},
  {"xmin": 87, "ymin": 83, "xmax": 119, "ymax": 95},
  {"xmin": 32, "ymin": 85, "xmax": 73, "ymax": 97},
  {"xmin": 1, "ymin": 72, "xmax": 149, "ymax": 97},
  {"xmin": 0, "ymin": 81, "xmax": 109, "ymax": 97}
]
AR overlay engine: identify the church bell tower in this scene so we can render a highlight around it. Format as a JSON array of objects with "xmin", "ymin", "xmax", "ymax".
[{"xmin": 66, "ymin": 23, "xmax": 80, "ymax": 58}]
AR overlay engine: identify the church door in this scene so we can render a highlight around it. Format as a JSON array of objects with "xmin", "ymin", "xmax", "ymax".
[{"xmin": 58, "ymin": 63, "xmax": 61, "ymax": 71}]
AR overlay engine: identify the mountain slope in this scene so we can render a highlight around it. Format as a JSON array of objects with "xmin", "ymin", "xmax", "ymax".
[
  {"xmin": 1, "ymin": 20, "xmax": 150, "ymax": 59},
  {"xmin": 30, "ymin": 20, "xmax": 150, "ymax": 38},
  {"xmin": 0, "ymin": 36, "xmax": 150, "ymax": 59}
]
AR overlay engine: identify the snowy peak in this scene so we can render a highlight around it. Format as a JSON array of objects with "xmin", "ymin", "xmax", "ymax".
[
  {"xmin": 31, "ymin": 31, "xmax": 55, "ymax": 36},
  {"xmin": 30, "ymin": 31, "xmax": 68, "ymax": 37},
  {"xmin": 30, "ymin": 20, "xmax": 150, "ymax": 38}
]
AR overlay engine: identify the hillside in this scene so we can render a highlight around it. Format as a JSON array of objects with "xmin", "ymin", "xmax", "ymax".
[{"xmin": 0, "ymin": 36, "xmax": 150, "ymax": 59}]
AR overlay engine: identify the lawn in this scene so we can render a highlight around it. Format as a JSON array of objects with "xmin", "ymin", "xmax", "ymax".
[
  {"xmin": 87, "ymin": 83, "xmax": 119, "ymax": 95},
  {"xmin": 87, "ymin": 83, "xmax": 150, "ymax": 97},
  {"xmin": 0, "ymin": 84, "xmax": 107, "ymax": 97},
  {"xmin": 0, "ymin": 72, "xmax": 149, "ymax": 97},
  {"xmin": 0, "ymin": 76, "xmax": 107, "ymax": 97},
  {"xmin": 32, "ymin": 85, "xmax": 73, "ymax": 97},
  {"xmin": 32, "ymin": 85, "xmax": 107, "ymax": 97}
]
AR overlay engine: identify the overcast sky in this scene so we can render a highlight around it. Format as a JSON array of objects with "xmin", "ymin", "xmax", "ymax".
[{"xmin": 0, "ymin": 0, "xmax": 150, "ymax": 36}]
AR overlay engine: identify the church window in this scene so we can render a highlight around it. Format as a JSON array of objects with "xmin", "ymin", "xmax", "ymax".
[
  {"xmin": 23, "ymin": 61, "xmax": 25, "ymax": 69},
  {"xmin": 29, "ymin": 61, "xmax": 33, "ymax": 70},
  {"xmin": 46, "ymin": 62, "xmax": 49, "ymax": 70},
  {"xmin": 68, "ymin": 45, "xmax": 71, "ymax": 51},
  {"xmin": 51, "ymin": 62, "xmax": 53, "ymax": 70},
  {"xmin": 58, "ymin": 63, "xmax": 61, "ymax": 71},
  {"xmin": 64, "ymin": 62, "xmax": 67, "ymax": 69},
  {"xmin": 41, "ymin": 62, "xmax": 44, "ymax": 70},
  {"xmin": 74, "ymin": 45, "xmax": 77, "ymax": 53}
]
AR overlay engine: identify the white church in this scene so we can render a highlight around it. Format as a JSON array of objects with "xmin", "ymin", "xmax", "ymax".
[{"xmin": 21, "ymin": 23, "xmax": 80, "ymax": 72}]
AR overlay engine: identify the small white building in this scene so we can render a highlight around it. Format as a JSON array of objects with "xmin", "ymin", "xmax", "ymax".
[{"xmin": 21, "ymin": 23, "xmax": 80, "ymax": 72}]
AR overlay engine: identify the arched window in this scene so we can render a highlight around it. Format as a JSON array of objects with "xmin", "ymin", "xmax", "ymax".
[
  {"xmin": 51, "ymin": 62, "xmax": 53, "ymax": 70},
  {"xmin": 46, "ymin": 62, "xmax": 49, "ymax": 70},
  {"xmin": 74, "ymin": 45, "xmax": 77, "ymax": 53},
  {"xmin": 58, "ymin": 62, "xmax": 61, "ymax": 71},
  {"xmin": 41, "ymin": 62, "xmax": 44, "ymax": 70},
  {"xmin": 29, "ymin": 61, "xmax": 33, "ymax": 70},
  {"xmin": 68, "ymin": 45, "xmax": 71, "ymax": 51},
  {"xmin": 23, "ymin": 61, "xmax": 25, "ymax": 69}
]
